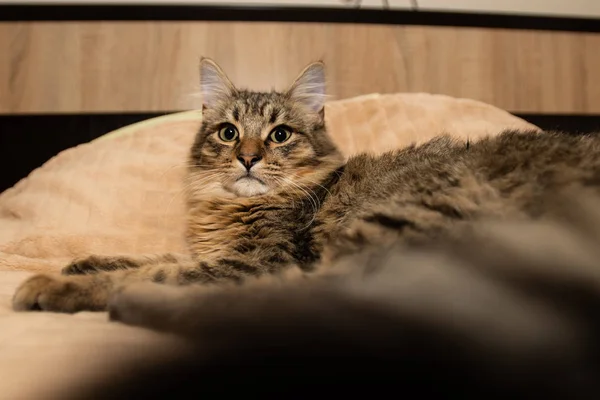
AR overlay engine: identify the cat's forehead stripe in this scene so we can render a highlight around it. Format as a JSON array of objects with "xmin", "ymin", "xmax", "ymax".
[
  {"xmin": 223, "ymin": 94, "xmax": 289, "ymax": 129},
  {"xmin": 259, "ymin": 101, "xmax": 268, "ymax": 116},
  {"xmin": 269, "ymin": 108, "xmax": 281, "ymax": 124}
]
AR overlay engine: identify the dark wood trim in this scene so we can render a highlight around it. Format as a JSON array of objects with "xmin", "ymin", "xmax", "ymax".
[
  {"xmin": 1, "ymin": 5, "xmax": 599, "ymax": 33},
  {"xmin": 516, "ymin": 114, "xmax": 600, "ymax": 135}
]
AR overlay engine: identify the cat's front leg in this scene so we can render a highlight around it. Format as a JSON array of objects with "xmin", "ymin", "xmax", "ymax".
[
  {"xmin": 13, "ymin": 254, "xmax": 293, "ymax": 313},
  {"xmin": 13, "ymin": 260, "xmax": 213, "ymax": 313},
  {"xmin": 62, "ymin": 253, "xmax": 191, "ymax": 275},
  {"xmin": 14, "ymin": 255, "xmax": 187, "ymax": 312}
]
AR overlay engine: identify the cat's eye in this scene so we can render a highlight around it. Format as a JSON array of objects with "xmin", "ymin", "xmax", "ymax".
[
  {"xmin": 269, "ymin": 127, "xmax": 292, "ymax": 144},
  {"xmin": 218, "ymin": 124, "xmax": 239, "ymax": 142}
]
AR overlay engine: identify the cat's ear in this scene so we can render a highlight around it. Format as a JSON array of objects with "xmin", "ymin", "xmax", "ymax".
[
  {"xmin": 286, "ymin": 61, "xmax": 327, "ymax": 113},
  {"xmin": 199, "ymin": 57, "xmax": 237, "ymax": 109}
]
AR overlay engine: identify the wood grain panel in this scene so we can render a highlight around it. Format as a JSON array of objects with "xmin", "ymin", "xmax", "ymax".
[
  {"xmin": 417, "ymin": 0, "xmax": 600, "ymax": 19},
  {"xmin": 1, "ymin": 22, "xmax": 599, "ymax": 114}
]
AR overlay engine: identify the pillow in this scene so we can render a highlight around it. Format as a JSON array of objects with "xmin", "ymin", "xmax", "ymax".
[{"xmin": 0, "ymin": 93, "xmax": 537, "ymax": 274}]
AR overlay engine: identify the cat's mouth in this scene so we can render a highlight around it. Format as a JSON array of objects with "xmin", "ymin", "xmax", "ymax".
[
  {"xmin": 236, "ymin": 174, "xmax": 265, "ymax": 185},
  {"xmin": 230, "ymin": 173, "xmax": 269, "ymax": 197}
]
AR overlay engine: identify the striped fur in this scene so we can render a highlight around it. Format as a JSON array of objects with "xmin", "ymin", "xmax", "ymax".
[{"xmin": 65, "ymin": 193, "xmax": 600, "ymax": 399}]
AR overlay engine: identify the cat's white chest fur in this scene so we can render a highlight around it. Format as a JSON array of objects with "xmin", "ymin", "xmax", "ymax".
[{"xmin": 231, "ymin": 177, "xmax": 269, "ymax": 197}]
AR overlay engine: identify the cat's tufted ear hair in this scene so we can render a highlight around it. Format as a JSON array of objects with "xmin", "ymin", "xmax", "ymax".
[
  {"xmin": 199, "ymin": 57, "xmax": 237, "ymax": 109},
  {"xmin": 286, "ymin": 61, "xmax": 327, "ymax": 113}
]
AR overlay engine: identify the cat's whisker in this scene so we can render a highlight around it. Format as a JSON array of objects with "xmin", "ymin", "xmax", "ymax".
[
  {"xmin": 283, "ymin": 176, "xmax": 321, "ymax": 206},
  {"xmin": 188, "ymin": 163, "xmax": 226, "ymax": 169},
  {"xmin": 158, "ymin": 162, "xmax": 226, "ymax": 180},
  {"xmin": 281, "ymin": 177, "xmax": 319, "ymax": 211},
  {"xmin": 277, "ymin": 176, "xmax": 320, "ymax": 229},
  {"xmin": 161, "ymin": 172, "xmax": 225, "ymax": 223},
  {"xmin": 272, "ymin": 176, "xmax": 297, "ymax": 209},
  {"xmin": 157, "ymin": 163, "xmax": 190, "ymax": 180},
  {"xmin": 165, "ymin": 172, "xmax": 224, "ymax": 207},
  {"xmin": 289, "ymin": 173, "xmax": 333, "ymax": 198}
]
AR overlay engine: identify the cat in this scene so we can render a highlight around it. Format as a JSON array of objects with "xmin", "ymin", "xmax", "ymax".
[{"xmin": 11, "ymin": 58, "xmax": 600, "ymax": 316}]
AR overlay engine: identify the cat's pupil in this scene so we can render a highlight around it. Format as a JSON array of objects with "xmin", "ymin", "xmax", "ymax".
[
  {"xmin": 273, "ymin": 129, "xmax": 287, "ymax": 142},
  {"xmin": 223, "ymin": 127, "xmax": 236, "ymax": 141}
]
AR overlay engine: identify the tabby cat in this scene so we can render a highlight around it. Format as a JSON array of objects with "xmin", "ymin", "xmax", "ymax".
[{"xmin": 12, "ymin": 59, "xmax": 600, "ymax": 396}]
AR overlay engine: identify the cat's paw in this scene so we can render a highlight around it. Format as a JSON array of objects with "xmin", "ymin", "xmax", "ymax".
[{"xmin": 12, "ymin": 274, "xmax": 107, "ymax": 313}]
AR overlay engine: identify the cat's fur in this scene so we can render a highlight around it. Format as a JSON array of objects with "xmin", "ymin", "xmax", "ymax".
[
  {"xmin": 66, "ymin": 195, "xmax": 600, "ymax": 399},
  {"xmin": 11, "ymin": 59, "xmax": 600, "ymax": 395}
]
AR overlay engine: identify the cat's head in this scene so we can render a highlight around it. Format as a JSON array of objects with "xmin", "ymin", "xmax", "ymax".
[{"xmin": 188, "ymin": 58, "xmax": 343, "ymax": 199}]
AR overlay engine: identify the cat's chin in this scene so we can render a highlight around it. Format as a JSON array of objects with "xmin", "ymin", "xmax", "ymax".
[{"xmin": 230, "ymin": 177, "xmax": 270, "ymax": 197}]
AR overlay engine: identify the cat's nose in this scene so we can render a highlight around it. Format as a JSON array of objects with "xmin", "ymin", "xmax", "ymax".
[{"xmin": 237, "ymin": 154, "xmax": 262, "ymax": 170}]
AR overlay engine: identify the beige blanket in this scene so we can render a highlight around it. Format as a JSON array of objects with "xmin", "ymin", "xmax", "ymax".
[{"xmin": 0, "ymin": 93, "xmax": 538, "ymax": 399}]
